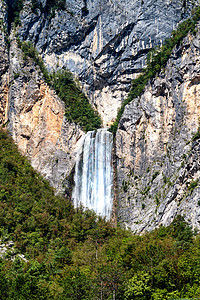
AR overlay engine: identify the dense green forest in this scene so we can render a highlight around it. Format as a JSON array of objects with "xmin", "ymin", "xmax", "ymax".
[{"xmin": 0, "ymin": 129, "xmax": 200, "ymax": 299}]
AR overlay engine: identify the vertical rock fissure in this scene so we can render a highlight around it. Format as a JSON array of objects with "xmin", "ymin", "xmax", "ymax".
[{"xmin": 72, "ymin": 128, "xmax": 113, "ymax": 219}]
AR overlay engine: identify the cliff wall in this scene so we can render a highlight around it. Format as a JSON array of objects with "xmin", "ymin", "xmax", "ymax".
[
  {"xmin": 0, "ymin": 0, "xmax": 200, "ymax": 231},
  {"xmin": 18, "ymin": 0, "xmax": 194, "ymax": 126},
  {"xmin": 7, "ymin": 35, "xmax": 83, "ymax": 193},
  {"xmin": 116, "ymin": 28, "xmax": 200, "ymax": 232}
]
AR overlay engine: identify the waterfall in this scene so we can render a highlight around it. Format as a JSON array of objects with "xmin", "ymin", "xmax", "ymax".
[{"xmin": 72, "ymin": 129, "xmax": 113, "ymax": 219}]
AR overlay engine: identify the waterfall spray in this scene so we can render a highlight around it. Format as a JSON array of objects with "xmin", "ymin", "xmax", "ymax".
[{"xmin": 72, "ymin": 129, "xmax": 113, "ymax": 219}]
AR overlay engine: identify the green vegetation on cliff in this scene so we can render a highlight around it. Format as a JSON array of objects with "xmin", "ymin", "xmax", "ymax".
[
  {"xmin": 1, "ymin": 130, "xmax": 200, "ymax": 299},
  {"xmin": 110, "ymin": 5, "xmax": 200, "ymax": 134},
  {"xmin": 7, "ymin": 0, "xmax": 24, "ymax": 28},
  {"xmin": 17, "ymin": 40, "xmax": 102, "ymax": 132},
  {"xmin": 50, "ymin": 69, "xmax": 102, "ymax": 131},
  {"xmin": 8, "ymin": 0, "xmax": 69, "ymax": 28},
  {"xmin": 31, "ymin": 0, "xmax": 69, "ymax": 18}
]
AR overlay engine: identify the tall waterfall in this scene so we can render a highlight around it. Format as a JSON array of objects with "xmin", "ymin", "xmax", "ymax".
[{"xmin": 72, "ymin": 129, "xmax": 113, "ymax": 219}]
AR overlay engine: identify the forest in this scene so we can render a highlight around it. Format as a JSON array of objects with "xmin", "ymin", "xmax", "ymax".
[{"xmin": 0, "ymin": 129, "xmax": 200, "ymax": 299}]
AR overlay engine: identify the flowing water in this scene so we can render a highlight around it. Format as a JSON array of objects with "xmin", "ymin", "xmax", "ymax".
[{"xmin": 72, "ymin": 129, "xmax": 113, "ymax": 219}]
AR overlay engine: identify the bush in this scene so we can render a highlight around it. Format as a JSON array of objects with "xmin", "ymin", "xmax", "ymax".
[
  {"xmin": 7, "ymin": 0, "xmax": 24, "ymax": 28},
  {"xmin": 50, "ymin": 69, "xmax": 102, "ymax": 131},
  {"xmin": 188, "ymin": 179, "xmax": 198, "ymax": 193},
  {"xmin": 31, "ymin": 0, "xmax": 67, "ymax": 18}
]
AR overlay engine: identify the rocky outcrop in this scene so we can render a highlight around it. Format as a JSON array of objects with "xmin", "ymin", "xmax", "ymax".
[
  {"xmin": 0, "ymin": 0, "xmax": 9, "ymax": 125},
  {"xmin": 17, "ymin": 0, "xmax": 195, "ymax": 126},
  {"xmin": 7, "ymin": 36, "xmax": 83, "ymax": 193},
  {"xmin": 0, "ymin": 240, "xmax": 27, "ymax": 261},
  {"xmin": 116, "ymin": 27, "xmax": 200, "ymax": 232}
]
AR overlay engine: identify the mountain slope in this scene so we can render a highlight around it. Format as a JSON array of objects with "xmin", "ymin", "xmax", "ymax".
[{"xmin": 1, "ymin": 129, "xmax": 200, "ymax": 299}]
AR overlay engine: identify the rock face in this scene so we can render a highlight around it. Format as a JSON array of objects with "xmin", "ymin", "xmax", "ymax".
[
  {"xmin": 0, "ymin": 0, "xmax": 9, "ymax": 126},
  {"xmin": 1, "ymin": 0, "xmax": 200, "ymax": 232},
  {"xmin": 18, "ymin": 0, "xmax": 194, "ymax": 126},
  {"xmin": 7, "ymin": 35, "xmax": 83, "ymax": 193},
  {"xmin": 116, "ymin": 28, "xmax": 200, "ymax": 232}
]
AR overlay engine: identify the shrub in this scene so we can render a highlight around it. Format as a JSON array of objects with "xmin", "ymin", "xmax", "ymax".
[{"xmin": 188, "ymin": 180, "xmax": 198, "ymax": 193}]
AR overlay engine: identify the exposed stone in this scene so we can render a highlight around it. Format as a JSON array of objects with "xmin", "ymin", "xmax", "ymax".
[
  {"xmin": 0, "ymin": 240, "xmax": 27, "ymax": 261},
  {"xmin": 0, "ymin": 0, "xmax": 200, "ymax": 233},
  {"xmin": 17, "ymin": 0, "xmax": 195, "ymax": 126},
  {"xmin": 7, "ymin": 35, "xmax": 84, "ymax": 193},
  {"xmin": 116, "ymin": 27, "xmax": 200, "ymax": 233},
  {"xmin": 0, "ymin": 0, "xmax": 9, "ymax": 125}
]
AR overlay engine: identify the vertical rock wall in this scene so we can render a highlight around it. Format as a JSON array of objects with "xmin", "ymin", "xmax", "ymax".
[
  {"xmin": 7, "ymin": 35, "xmax": 83, "ymax": 193},
  {"xmin": 0, "ymin": 0, "xmax": 9, "ymax": 125},
  {"xmin": 116, "ymin": 29, "xmax": 200, "ymax": 232},
  {"xmin": 17, "ymin": 0, "xmax": 195, "ymax": 126},
  {"xmin": 1, "ymin": 0, "xmax": 200, "ymax": 231}
]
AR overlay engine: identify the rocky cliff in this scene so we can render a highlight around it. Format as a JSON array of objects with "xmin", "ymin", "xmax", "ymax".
[
  {"xmin": 0, "ymin": 0, "xmax": 9, "ymax": 126},
  {"xmin": 18, "ymin": 0, "xmax": 194, "ymax": 126},
  {"xmin": 7, "ymin": 34, "xmax": 83, "ymax": 193},
  {"xmin": 1, "ymin": 0, "xmax": 200, "ymax": 232},
  {"xmin": 0, "ymin": 1, "xmax": 84, "ymax": 193},
  {"xmin": 116, "ymin": 28, "xmax": 200, "ymax": 232}
]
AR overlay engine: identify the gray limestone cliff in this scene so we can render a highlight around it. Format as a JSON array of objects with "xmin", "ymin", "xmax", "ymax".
[
  {"xmin": 0, "ymin": 2, "xmax": 84, "ymax": 193},
  {"xmin": 0, "ymin": 0, "xmax": 200, "ymax": 232},
  {"xmin": 18, "ymin": 0, "xmax": 194, "ymax": 126},
  {"xmin": 116, "ymin": 28, "xmax": 200, "ymax": 232}
]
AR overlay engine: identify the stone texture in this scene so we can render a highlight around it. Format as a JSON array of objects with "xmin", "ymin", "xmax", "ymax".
[
  {"xmin": 0, "ymin": 0, "xmax": 9, "ymax": 125},
  {"xmin": 17, "ymin": 0, "xmax": 195, "ymax": 126},
  {"xmin": 7, "ymin": 36, "xmax": 83, "ymax": 193},
  {"xmin": 116, "ymin": 27, "xmax": 200, "ymax": 233},
  {"xmin": 0, "ymin": 240, "xmax": 27, "ymax": 261},
  {"xmin": 0, "ymin": 0, "xmax": 200, "ymax": 233}
]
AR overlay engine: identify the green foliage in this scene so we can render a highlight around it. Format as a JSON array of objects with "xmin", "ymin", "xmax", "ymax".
[
  {"xmin": 14, "ymin": 72, "xmax": 20, "ymax": 80},
  {"xmin": 122, "ymin": 180, "xmax": 129, "ymax": 192},
  {"xmin": 141, "ymin": 185, "xmax": 150, "ymax": 195},
  {"xmin": 155, "ymin": 194, "xmax": 160, "ymax": 206},
  {"xmin": 8, "ymin": 0, "xmax": 68, "ymax": 27},
  {"xmin": 17, "ymin": 40, "xmax": 102, "ymax": 132},
  {"xmin": 31, "ymin": 0, "xmax": 67, "ymax": 18},
  {"xmin": 1, "ymin": 124, "xmax": 200, "ymax": 298},
  {"xmin": 110, "ymin": 5, "xmax": 200, "ymax": 134},
  {"xmin": 45, "ymin": 0, "xmax": 66, "ymax": 12},
  {"xmin": 17, "ymin": 39, "xmax": 50, "ymax": 82},
  {"xmin": 50, "ymin": 69, "xmax": 102, "ymax": 131},
  {"xmin": 8, "ymin": 0, "xmax": 24, "ymax": 28},
  {"xmin": 192, "ymin": 130, "xmax": 200, "ymax": 141},
  {"xmin": 188, "ymin": 179, "xmax": 198, "ymax": 193},
  {"xmin": 61, "ymin": 267, "xmax": 93, "ymax": 299},
  {"xmin": 151, "ymin": 171, "xmax": 160, "ymax": 183},
  {"xmin": 124, "ymin": 271, "xmax": 151, "ymax": 300}
]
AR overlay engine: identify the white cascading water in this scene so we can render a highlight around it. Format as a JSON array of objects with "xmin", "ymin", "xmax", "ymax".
[{"xmin": 72, "ymin": 129, "xmax": 113, "ymax": 219}]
